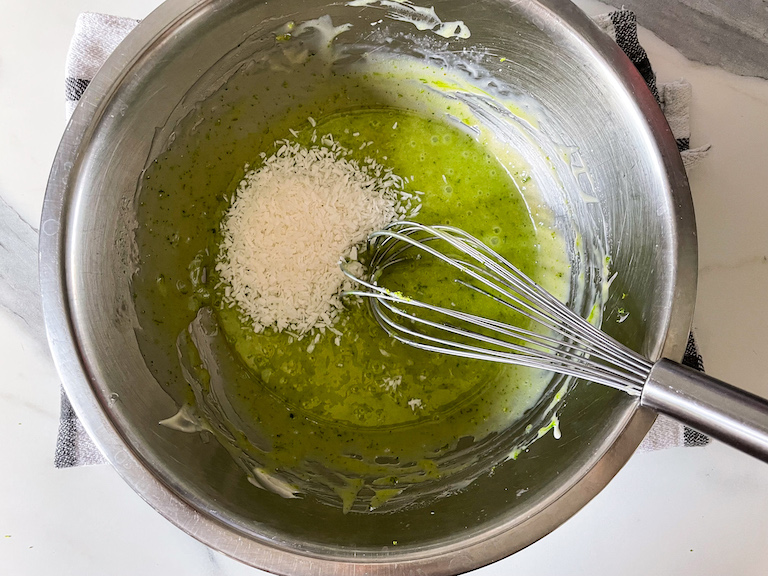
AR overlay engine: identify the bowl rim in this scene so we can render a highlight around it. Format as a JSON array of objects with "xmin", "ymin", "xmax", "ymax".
[{"xmin": 39, "ymin": 0, "xmax": 697, "ymax": 573}]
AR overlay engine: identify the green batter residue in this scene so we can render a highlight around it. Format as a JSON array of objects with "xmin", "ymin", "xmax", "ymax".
[
  {"xmin": 132, "ymin": 40, "xmax": 572, "ymax": 512},
  {"xmin": 217, "ymin": 109, "xmax": 560, "ymax": 426}
]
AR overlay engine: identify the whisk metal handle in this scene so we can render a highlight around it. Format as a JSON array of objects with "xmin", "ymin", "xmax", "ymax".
[{"xmin": 642, "ymin": 358, "xmax": 768, "ymax": 462}]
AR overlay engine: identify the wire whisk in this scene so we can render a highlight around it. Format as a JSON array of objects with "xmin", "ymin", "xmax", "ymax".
[{"xmin": 340, "ymin": 221, "xmax": 768, "ymax": 463}]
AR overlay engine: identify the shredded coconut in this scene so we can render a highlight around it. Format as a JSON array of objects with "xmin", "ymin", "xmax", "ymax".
[
  {"xmin": 381, "ymin": 375, "xmax": 402, "ymax": 392},
  {"xmin": 217, "ymin": 137, "xmax": 419, "ymax": 334}
]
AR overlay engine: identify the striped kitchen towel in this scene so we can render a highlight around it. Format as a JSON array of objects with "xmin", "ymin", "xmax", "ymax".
[
  {"xmin": 64, "ymin": 13, "xmax": 139, "ymax": 119},
  {"xmin": 55, "ymin": 9, "xmax": 707, "ymax": 467}
]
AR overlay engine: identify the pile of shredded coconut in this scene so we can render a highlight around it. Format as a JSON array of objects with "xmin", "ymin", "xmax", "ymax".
[{"xmin": 216, "ymin": 135, "xmax": 420, "ymax": 335}]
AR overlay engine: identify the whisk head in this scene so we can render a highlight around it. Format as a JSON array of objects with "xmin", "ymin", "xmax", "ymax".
[{"xmin": 341, "ymin": 221, "xmax": 653, "ymax": 395}]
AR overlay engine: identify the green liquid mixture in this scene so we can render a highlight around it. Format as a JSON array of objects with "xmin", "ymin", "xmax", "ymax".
[{"xmin": 132, "ymin": 60, "xmax": 570, "ymax": 511}]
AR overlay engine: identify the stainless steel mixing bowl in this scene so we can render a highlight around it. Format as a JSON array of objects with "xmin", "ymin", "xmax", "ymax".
[{"xmin": 40, "ymin": 0, "xmax": 696, "ymax": 573}]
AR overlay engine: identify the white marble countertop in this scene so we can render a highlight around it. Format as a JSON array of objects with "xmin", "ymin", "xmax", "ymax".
[{"xmin": 2, "ymin": 0, "xmax": 768, "ymax": 574}]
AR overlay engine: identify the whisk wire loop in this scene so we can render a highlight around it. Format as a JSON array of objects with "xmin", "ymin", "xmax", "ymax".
[{"xmin": 341, "ymin": 221, "xmax": 653, "ymax": 395}]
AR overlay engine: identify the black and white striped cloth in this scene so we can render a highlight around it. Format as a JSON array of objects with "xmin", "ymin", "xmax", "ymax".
[{"xmin": 55, "ymin": 10, "xmax": 708, "ymax": 468}]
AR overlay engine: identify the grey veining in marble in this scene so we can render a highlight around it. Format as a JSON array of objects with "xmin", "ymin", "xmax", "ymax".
[
  {"xmin": 602, "ymin": 0, "xmax": 768, "ymax": 79},
  {"xmin": 0, "ymin": 194, "xmax": 105, "ymax": 465},
  {"xmin": 0, "ymin": 196, "xmax": 46, "ymax": 346}
]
